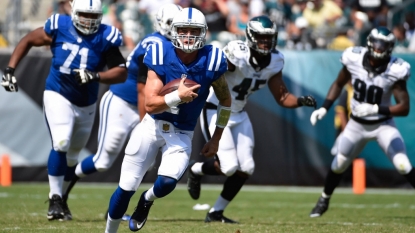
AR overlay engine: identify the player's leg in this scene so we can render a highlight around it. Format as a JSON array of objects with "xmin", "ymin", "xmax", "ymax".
[
  {"xmin": 129, "ymin": 119, "xmax": 192, "ymax": 231},
  {"xmin": 106, "ymin": 115, "xmax": 161, "ymax": 233},
  {"xmin": 376, "ymin": 121, "xmax": 415, "ymax": 187},
  {"xmin": 43, "ymin": 90, "xmax": 76, "ymax": 220},
  {"xmin": 206, "ymin": 111, "xmax": 253, "ymax": 224},
  {"xmin": 310, "ymin": 119, "xmax": 368, "ymax": 217}
]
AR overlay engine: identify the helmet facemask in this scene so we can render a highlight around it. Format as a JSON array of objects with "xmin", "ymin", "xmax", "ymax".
[{"xmin": 366, "ymin": 27, "xmax": 395, "ymax": 60}]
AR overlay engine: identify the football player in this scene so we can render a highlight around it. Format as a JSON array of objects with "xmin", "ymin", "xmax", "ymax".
[
  {"xmin": 309, "ymin": 26, "xmax": 415, "ymax": 217},
  {"xmin": 104, "ymin": 8, "xmax": 232, "ymax": 233},
  {"xmin": 61, "ymin": 3, "xmax": 183, "ymax": 221},
  {"xmin": 186, "ymin": 15, "xmax": 317, "ymax": 223},
  {"xmin": 1, "ymin": 0, "xmax": 127, "ymax": 221}
]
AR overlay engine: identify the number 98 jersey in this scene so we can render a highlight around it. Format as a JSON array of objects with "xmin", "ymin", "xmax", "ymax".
[
  {"xmin": 43, "ymin": 14, "xmax": 123, "ymax": 107},
  {"xmin": 341, "ymin": 46, "xmax": 411, "ymax": 121},
  {"xmin": 206, "ymin": 40, "xmax": 284, "ymax": 112}
]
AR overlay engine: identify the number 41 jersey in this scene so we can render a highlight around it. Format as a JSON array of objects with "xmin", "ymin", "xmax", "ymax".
[
  {"xmin": 44, "ymin": 14, "xmax": 123, "ymax": 107},
  {"xmin": 206, "ymin": 40, "xmax": 284, "ymax": 112},
  {"xmin": 341, "ymin": 46, "xmax": 411, "ymax": 121}
]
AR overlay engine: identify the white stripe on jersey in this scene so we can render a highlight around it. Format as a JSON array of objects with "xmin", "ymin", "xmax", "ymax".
[
  {"xmin": 152, "ymin": 44, "xmax": 157, "ymax": 65},
  {"xmin": 51, "ymin": 14, "xmax": 59, "ymax": 30},
  {"xmin": 111, "ymin": 28, "xmax": 120, "ymax": 43},
  {"xmin": 208, "ymin": 47, "xmax": 217, "ymax": 71},
  {"xmin": 158, "ymin": 43, "xmax": 163, "ymax": 65},
  {"xmin": 215, "ymin": 49, "xmax": 222, "ymax": 71},
  {"xmin": 106, "ymin": 26, "xmax": 116, "ymax": 41}
]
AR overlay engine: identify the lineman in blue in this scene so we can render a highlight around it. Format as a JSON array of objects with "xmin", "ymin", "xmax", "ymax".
[
  {"xmin": 105, "ymin": 8, "xmax": 232, "ymax": 233},
  {"xmin": 61, "ymin": 3, "xmax": 183, "ymax": 220},
  {"xmin": 1, "ymin": 0, "xmax": 127, "ymax": 221}
]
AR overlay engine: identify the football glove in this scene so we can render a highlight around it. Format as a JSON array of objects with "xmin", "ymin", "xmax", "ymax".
[
  {"xmin": 1, "ymin": 67, "xmax": 18, "ymax": 92},
  {"xmin": 297, "ymin": 95, "xmax": 317, "ymax": 109},
  {"xmin": 73, "ymin": 69, "xmax": 100, "ymax": 85},
  {"xmin": 310, "ymin": 107, "xmax": 327, "ymax": 126},
  {"xmin": 354, "ymin": 103, "xmax": 379, "ymax": 117}
]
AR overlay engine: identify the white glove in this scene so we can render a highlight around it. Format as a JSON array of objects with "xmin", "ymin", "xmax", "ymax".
[
  {"xmin": 354, "ymin": 103, "xmax": 379, "ymax": 117},
  {"xmin": 310, "ymin": 107, "xmax": 327, "ymax": 126}
]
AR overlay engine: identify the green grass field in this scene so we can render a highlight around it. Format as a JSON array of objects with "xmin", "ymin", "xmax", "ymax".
[{"xmin": 0, "ymin": 183, "xmax": 414, "ymax": 233}]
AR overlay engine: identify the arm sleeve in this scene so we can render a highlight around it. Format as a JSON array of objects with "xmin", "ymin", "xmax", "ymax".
[
  {"xmin": 104, "ymin": 46, "xmax": 126, "ymax": 69},
  {"xmin": 43, "ymin": 14, "xmax": 60, "ymax": 37},
  {"xmin": 137, "ymin": 55, "xmax": 148, "ymax": 84}
]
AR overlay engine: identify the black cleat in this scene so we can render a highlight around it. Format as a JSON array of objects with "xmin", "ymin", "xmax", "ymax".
[
  {"xmin": 310, "ymin": 196, "xmax": 330, "ymax": 218},
  {"xmin": 187, "ymin": 160, "xmax": 202, "ymax": 200},
  {"xmin": 129, "ymin": 191, "xmax": 153, "ymax": 231},
  {"xmin": 47, "ymin": 194, "xmax": 65, "ymax": 221},
  {"xmin": 61, "ymin": 194, "xmax": 73, "ymax": 221},
  {"xmin": 205, "ymin": 210, "xmax": 238, "ymax": 224}
]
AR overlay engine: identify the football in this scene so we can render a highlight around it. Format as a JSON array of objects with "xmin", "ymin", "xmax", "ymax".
[{"xmin": 159, "ymin": 78, "xmax": 200, "ymax": 96}]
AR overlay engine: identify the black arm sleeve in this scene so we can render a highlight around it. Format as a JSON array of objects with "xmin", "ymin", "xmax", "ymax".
[
  {"xmin": 105, "ymin": 46, "xmax": 126, "ymax": 69},
  {"xmin": 137, "ymin": 55, "xmax": 148, "ymax": 84}
]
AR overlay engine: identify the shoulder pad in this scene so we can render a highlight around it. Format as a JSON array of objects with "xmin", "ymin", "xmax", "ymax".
[
  {"xmin": 341, "ymin": 46, "xmax": 365, "ymax": 66},
  {"xmin": 103, "ymin": 25, "xmax": 123, "ymax": 47},
  {"xmin": 207, "ymin": 45, "xmax": 227, "ymax": 72},
  {"xmin": 389, "ymin": 57, "xmax": 411, "ymax": 81},
  {"xmin": 223, "ymin": 40, "xmax": 249, "ymax": 67},
  {"xmin": 44, "ymin": 14, "xmax": 64, "ymax": 36},
  {"xmin": 268, "ymin": 51, "xmax": 284, "ymax": 73}
]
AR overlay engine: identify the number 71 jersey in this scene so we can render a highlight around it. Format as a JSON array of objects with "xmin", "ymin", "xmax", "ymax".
[
  {"xmin": 206, "ymin": 40, "xmax": 284, "ymax": 112},
  {"xmin": 43, "ymin": 14, "xmax": 123, "ymax": 107}
]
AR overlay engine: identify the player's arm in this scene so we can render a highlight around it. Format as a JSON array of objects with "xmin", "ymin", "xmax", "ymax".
[
  {"xmin": 267, "ymin": 71, "xmax": 316, "ymax": 108},
  {"xmin": 97, "ymin": 46, "xmax": 127, "ymax": 84},
  {"xmin": 8, "ymin": 27, "xmax": 52, "ymax": 68},
  {"xmin": 201, "ymin": 74, "xmax": 232, "ymax": 157},
  {"xmin": 322, "ymin": 65, "xmax": 351, "ymax": 110},
  {"xmin": 390, "ymin": 80, "xmax": 410, "ymax": 116}
]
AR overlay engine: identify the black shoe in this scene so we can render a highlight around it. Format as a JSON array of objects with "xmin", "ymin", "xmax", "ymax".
[
  {"xmin": 310, "ymin": 196, "xmax": 330, "ymax": 218},
  {"xmin": 205, "ymin": 210, "xmax": 238, "ymax": 224},
  {"xmin": 61, "ymin": 195, "xmax": 73, "ymax": 221},
  {"xmin": 129, "ymin": 191, "xmax": 153, "ymax": 231},
  {"xmin": 187, "ymin": 160, "xmax": 202, "ymax": 200},
  {"xmin": 47, "ymin": 194, "xmax": 65, "ymax": 221}
]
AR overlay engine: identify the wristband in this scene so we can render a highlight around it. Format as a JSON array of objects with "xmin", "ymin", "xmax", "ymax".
[
  {"xmin": 164, "ymin": 90, "xmax": 182, "ymax": 108},
  {"xmin": 322, "ymin": 99, "xmax": 334, "ymax": 110},
  {"xmin": 216, "ymin": 104, "xmax": 231, "ymax": 128},
  {"xmin": 378, "ymin": 105, "xmax": 390, "ymax": 115}
]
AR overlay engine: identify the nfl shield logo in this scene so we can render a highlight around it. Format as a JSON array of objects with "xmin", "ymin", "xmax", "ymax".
[{"xmin": 163, "ymin": 124, "xmax": 170, "ymax": 131}]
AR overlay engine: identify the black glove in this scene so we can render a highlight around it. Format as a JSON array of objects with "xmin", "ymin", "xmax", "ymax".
[
  {"xmin": 1, "ymin": 67, "xmax": 18, "ymax": 92},
  {"xmin": 73, "ymin": 69, "xmax": 100, "ymax": 85},
  {"xmin": 297, "ymin": 95, "xmax": 317, "ymax": 109}
]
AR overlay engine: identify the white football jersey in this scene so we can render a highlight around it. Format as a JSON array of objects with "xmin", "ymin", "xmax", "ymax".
[
  {"xmin": 341, "ymin": 46, "xmax": 411, "ymax": 121},
  {"xmin": 206, "ymin": 40, "xmax": 284, "ymax": 112}
]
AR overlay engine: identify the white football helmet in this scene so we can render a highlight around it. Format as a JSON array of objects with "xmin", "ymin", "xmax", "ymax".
[
  {"xmin": 155, "ymin": 4, "xmax": 183, "ymax": 40},
  {"xmin": 171, "ymin": 8, "xmax": 208, "ymax": 53},
  {"xmin": 71, "ymin": 0, "xmax": 103, "ymax": 35}
]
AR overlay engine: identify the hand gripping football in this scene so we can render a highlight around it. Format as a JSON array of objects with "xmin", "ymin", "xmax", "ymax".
[{"xmin": 159, "ymin": 78, "xmax": 200, "ymax": 96}]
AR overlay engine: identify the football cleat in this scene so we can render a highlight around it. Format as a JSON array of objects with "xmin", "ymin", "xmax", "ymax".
[
  {"xmin": 187, "ymin": 160, "xmax": 202, "ymax": 200},
  {"xmin": 129, "ymin": 191, "xmax": 153, "ymax": 231},
  {"xmin": 47, "ymin": 194, "xmax": 65, "ymax": 221},
  {"xmin": 61, "ymin": 195, "xmax": 73, "ymax": 221},
  {"xmin": 205, "ymin": 210, "xmax": 238, "ymax": 224},
  {"xmin": 310, "ymin": 196, "xmax": 330, "ymax": 218}
]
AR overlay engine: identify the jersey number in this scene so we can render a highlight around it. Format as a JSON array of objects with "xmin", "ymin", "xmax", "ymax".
[
  {"xmin": 232, "ymin": 78, "xmax": 267, "ymax": 100},
  {"xmin": 353, "ymin": 79, "xmax": 383, "ymax": 104},
  {"xmin": 59, "ymin": 42, "xmax": 89, "ymax": 74}
]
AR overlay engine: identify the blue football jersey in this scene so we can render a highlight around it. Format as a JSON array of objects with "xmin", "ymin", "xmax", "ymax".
[
  {"xmin": 144, "ymin": 42, "xmax": 227, "ymax": 130},
  {"xmin": 110, "ymin": 32, "xmax": 168, "ymax": 105},
  {"xmin": 44, "ymin": 14, "xmax": 123, "ymax": 106}
]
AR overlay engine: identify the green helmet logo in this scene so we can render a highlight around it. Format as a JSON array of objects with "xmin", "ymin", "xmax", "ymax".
[
  {"xmin": 366, "ymin": 26, "xmax": 395, "ymax": 59},
  {"xmin": 245, "ymin": 16, "xmax": 278, "ymax": 55}
]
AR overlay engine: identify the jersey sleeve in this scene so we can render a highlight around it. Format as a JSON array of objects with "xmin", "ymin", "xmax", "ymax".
[
  {"xmin": 340, "ymin": 46, "xmax": 364, "ymax": 67},
  {"xmin": 207, "ymin": 46, "xmax": 228, "ymax": 80},
  {"xmin": 103, "ymin": 25, "xmax": 123, "ymax": 48},
  {"xmin": 223, "ymin": 40, "xmax": 249, "ymax": 68},
  {"xmin": 43, "ymin": 14, "xmax": 61, "ymax": 37},
  {"xmin": 389, "ymin": 58, "xmax": 411, "ymax": 81},
  {"xmin": 143, "ymin": 43, "xmax": 165, "ymax": 76}
]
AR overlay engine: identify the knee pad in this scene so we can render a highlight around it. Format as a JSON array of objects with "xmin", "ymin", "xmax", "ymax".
[
  {"xmin": 53, "ymin": 139, "xmax": 70, "ymax": 152},
  {"xmin": 331, "ymin": 153, "xmax": 351, "ymax": 174},
  {"xmin": 153, "ymin": 176, "xmax": 177, "ymax": 198},
  {"xmin": 240, "ymin": 159, "xmax": 255, "ymax": 176},
  {"xmin": 393, "ymin": 153, "xmax": 412, "ymax": 174}
]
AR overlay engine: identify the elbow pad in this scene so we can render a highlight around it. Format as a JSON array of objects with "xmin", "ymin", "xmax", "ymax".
[{"xmin": 216, "ymin": 104, "xmax": 231, "ymax": 128}]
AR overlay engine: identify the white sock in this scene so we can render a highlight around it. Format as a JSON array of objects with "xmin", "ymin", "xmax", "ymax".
[
  {"xmin": 48, "ymin": 175, "xmax": 64, "ymax": 199},
  {"xmin": 105, "ymin": 215, "xmax": 122, "ymax": 233},
  {"xmin": 209, "ymin": 195, "xmax": 230, "ymax": 213},
  {"xmin": 322, "ymin": 192, "xmax": 331, "ymax": 199},
  {"xmin": 191, "ymin": 162, "xmax": 204, "ymax": 176},
  {"xmin": 75, "ymin": 163, "xmax": 87, "ymax": 178},
  {"xmin": 144, "ymin": 187, "xmax": 158, "ymax": 202}
]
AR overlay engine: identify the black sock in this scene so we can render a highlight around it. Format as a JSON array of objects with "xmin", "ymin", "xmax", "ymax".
[
  {"xmin": 404, "ymin": 168, "xmax": 415, "ymax": 188},
  {"xmin": 220, "ymin": 173, "xmax": 248, "ymax": 201},
  {"xmin": 323, "ymin": 170, "xmax": 343, "ymax": 196},
  {"xmin": 201, "ymin": 159, "xmax": 221, "ymax": 175},
  {"xmin": 64, "ymin": 175, "xmax": 80, "ymax": 201}
]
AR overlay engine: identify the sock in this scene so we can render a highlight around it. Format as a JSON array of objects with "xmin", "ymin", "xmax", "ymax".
[
  {"xmin": 62, "ymin": 165, "xmax": 77, "ymax": 195},
  {"xmin": 322, "ymin": 192, "xmax": 331, "ymax": 199},
  {"xmin": 323, "ymin": 170, "xmax": 343, "ymax": 196},
  {"xmin": 48, "ymin": 175, "xmax": 64, "ymax": 199},
  {"xmin": 108, "ymin": 186, "xmax": 135, "ymax": 219},
  {"xmin": 144, "ymin": 187, "xmax": 157, "ymax": 202},
  {"xmin": 105, "ymin": 215, "xmax": 122, "ymax": 233},
  {"xmin": 152, "ymin": 175, "xmax": 177, "ymax": 198},
  {"xmin": 220, "ymin": 173, "xmax": 247, "ymax": 201},
  {"xmin": 403, "ymin": 168, "xmax": 415, "ymax": 188},
  {"xmin": 48, "ymin": 150, "xmax": 67, "ymax": 198},
  {"xmin": 191, "ymin": 162, "xmax": 204, "ymax": 176},
  {"xmin": 202, "ymin": 159, "xmax": 221, "ymax": 175},
  {"xmin": 80, "ymin": 155, "xmax": 98, "ymax": 175},
  {"xmin": 210, "ymin": 195, "xmax": 230, "ymax": 213}
]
